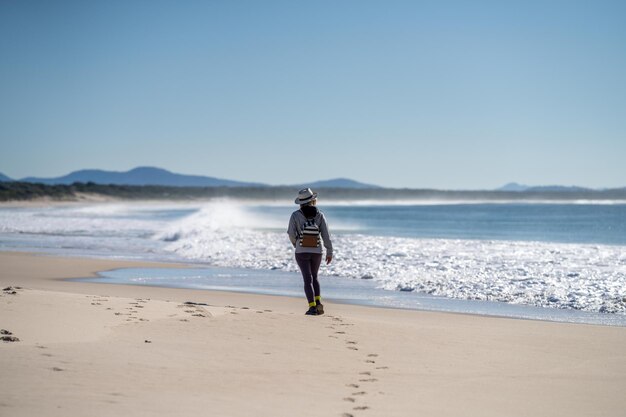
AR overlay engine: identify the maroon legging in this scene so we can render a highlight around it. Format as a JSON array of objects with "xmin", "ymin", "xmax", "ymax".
[{"xmin": 295, "ymin": 252, "xmax": 322, "ymax": 304}]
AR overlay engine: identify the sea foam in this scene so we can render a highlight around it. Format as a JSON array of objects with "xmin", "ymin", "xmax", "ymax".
[{"xmin": 158, "ymin": 203, "xmax": 626, "ymax": 314}]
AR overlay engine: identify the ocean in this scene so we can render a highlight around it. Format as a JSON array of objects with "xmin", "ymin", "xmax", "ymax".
[{"xmin": 1, "ymin": 200, "xmax": 625, "ymax": 325}]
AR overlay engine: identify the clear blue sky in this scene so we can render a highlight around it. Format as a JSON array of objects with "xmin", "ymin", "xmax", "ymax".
[{"xmin": 1, "ymin": 0, "xmax": 625, "ymax": 189}]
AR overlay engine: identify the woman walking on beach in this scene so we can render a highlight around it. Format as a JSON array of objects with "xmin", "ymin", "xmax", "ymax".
[{"xmin": 288, "ymin": 188, "xmax": 333, "ymax": 316}]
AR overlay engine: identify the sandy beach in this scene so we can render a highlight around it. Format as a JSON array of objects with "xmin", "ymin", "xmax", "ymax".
[{"xmin": 1, "ymin": 251, "xmax": 625, "ymax": 417}]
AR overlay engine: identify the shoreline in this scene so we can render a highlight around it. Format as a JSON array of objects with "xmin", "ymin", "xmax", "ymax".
[
  {"xmin": 2, "ymin": 246, "xmax": 626, "ymax": 327},
  {"xmin": 4, "ymin": 248, "xmax": 626, "ymax": 327},
  {"xmin": 2, "ymin": 251, "xmax": 626, "ymax": 416},
  {"xmin": 76, "ymin": 262, "xmax": 626, "ymax": 328}
]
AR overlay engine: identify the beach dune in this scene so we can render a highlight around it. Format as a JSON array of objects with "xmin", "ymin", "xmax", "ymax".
[{"xmin": 1, "ymin": 251, "xmax": 625, "ymax": 416}]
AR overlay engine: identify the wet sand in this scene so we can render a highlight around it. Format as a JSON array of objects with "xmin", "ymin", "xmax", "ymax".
[{"xmin": 1, "ymin": 251, "xmax": 625, "ymax": 416}]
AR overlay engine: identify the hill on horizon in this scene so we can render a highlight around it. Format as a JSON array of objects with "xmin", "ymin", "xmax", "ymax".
[
  {"xmin": 20, "ymin": 167, "xmax": 267, "ymax": 188},
  {"xmin": 497, "ymin": 182, "xmax": 596, "ymax": 192},
  {"xmin": 497, "ymin": 182, "xmax": 530, "ymax": 192},
  {"xmin": 298, "ymin": 178, "xmax": 380, "ymax": 189},
  {"xmin": 17, "ymin": 167, "xmax": 379, "ymax": 189},
  {"xmin": 8, "ymin": 168, "xmax": 621, "ymax": 191}
]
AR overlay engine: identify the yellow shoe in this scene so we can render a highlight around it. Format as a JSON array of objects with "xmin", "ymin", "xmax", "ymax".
[{"xmin": 316, "ymin": 303, "xmax": 324, "ymax": 315}]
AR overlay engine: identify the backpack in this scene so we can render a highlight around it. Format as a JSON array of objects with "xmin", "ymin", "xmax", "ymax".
[{"xmin": 299, "ymin": 212, "xmax": 321, "ymax": 248}]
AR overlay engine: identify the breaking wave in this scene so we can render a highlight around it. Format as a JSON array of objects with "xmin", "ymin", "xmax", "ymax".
[{"xmin": 158, "ymin": 203, "xmax": 626, "ymax": 314}]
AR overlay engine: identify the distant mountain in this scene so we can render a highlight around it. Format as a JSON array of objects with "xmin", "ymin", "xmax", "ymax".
[
  {"xmin": 20, "ymin": 167, "xmax": 268, "ymax": 188},
  {"xmin": 302, "ymin": 178, "xmax": 381, "ymax": 189},
  {"xmin": 19, "ymin": 167, "xmax": 380, "ymax": 189},
  {"xmin": 0, "ymin": 172, "xmax": 13, "ymax": 182},
  {"xmin": 497, "ymin": 182, "xmax": 530, "ymax": 192},
  {"xmin": 497, "ymin": 182, "xmax": 592, "ymax": 192}
]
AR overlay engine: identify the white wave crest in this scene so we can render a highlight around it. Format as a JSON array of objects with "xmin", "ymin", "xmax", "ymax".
[
  {"xmin": 156, "ymin": 202, "xmax": 295, "ymax": 268},
  {"xmin": 326, "ymin": 236, "xmax": 626, "ymax": 314},
  {"xmin": 163, "ymin": 207, "xmax": 626, "ymax": 314}
]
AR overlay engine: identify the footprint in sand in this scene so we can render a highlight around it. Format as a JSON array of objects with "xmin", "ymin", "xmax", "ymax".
[
  {"xmin": 343, "ymin": 397, "xmax": 356, "ymax": 403},
  {"xmin": 346, "ymin": 383, "xmax": 359, "ymax": 388},
  {"xmin": 376, "ymin": 366, "xmax": 389, "ymax": 370},
  {"xmin": 184, "ymin": 301, "xmax": 210, "ymax": 307},
  {"xmin": 335, "ymin": 331, "xmax": 346, "ymax": 334},
  {"xmin": 353, "ymin": 406, "xmax": 369, "ymax": 411},
  {"xmin": 365, "ymin": 360, "xmax": 376, "ymax": 364},
  {"xmin": 1, "ymin": 335, "xmax": 20, "ymax": 342},
  {"xmin": 352, "ymin": 391, "xmax": 366, "ymax": 396},
  {"xmin": 347, "ymin": 346, "xmax": 358, "ymax": 351},
  {"xmin": 2, "ymin": 286, "xmax": 21, "ymax": 295},
  {"xmin": 178, "ymin": 303, "xmax": 211, "ymax": 318},
  {"xmin": 367, "ymin": 354, "xmax": 378, "ymax": 358},
  {"xmin": 342, "ymin": 413, "xmax": 354, "ymax": 417},
  {"xmin": 359, "ymin": 378, "xmax": 378, "ymax": 382},
  {"xmin": 359, "ymin": 371, "xmax": 371, "ymax": 375}
]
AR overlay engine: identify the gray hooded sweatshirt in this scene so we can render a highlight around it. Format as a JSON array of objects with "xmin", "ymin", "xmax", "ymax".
[{"xmin": 287, "ymin": 207, "xmax": 333, "ymax": 256}]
